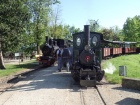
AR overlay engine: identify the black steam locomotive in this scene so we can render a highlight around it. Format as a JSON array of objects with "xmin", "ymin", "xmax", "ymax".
[
  {"xmin": 37, "ymin": 36, "xmax": 67, "ymax": 66},
  {"xmin": 71, "ymin": 25, "xmax": 105, "ymax": 87},
  {"xmin": 37, "ymin": 36, "xmax": 56, "ymax": 66}
]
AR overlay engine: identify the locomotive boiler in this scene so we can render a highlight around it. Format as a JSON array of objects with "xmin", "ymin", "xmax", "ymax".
[{"xmin": 71, "ymin": 25, "xmax": 105, "ymax": 87}]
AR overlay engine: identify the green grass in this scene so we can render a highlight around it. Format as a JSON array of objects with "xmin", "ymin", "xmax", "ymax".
[
  {"xmin": 102, "ymin": 54, "xmax": 140, "ymax": 84},
  {"xmin": 0, "ymin": 60, "xmax": 39, "ymax": 77}
]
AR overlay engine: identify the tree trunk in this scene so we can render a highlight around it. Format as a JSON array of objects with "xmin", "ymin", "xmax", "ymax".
[
  {"xmin": 0, "ymin": 51, "xmax": 5, "ymax": 69},
  {"xmin": 37, "ymin": 43, "xmax": 41, "ymax": 55}
]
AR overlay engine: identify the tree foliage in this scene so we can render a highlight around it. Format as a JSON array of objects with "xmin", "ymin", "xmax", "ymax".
[
  {"xmin": 100, "ymin": 26, "xmax": 122, "ymax": 41},
  {"xmin": 123, "ymin": 15, "xmax": 140, "ymax": 42},
  {"xmin": 0, "ymin": 0, "xmax": 31, "ymax": 69},
  {"xmin": 48, "ymin": 5, "xmax": 62, "ymax": 39},
  {"xmin": 0, "ymin": 0, "xmax": 31, "ymax": 52},
  {"xmin": 100, "ymin": 28, "xmax": 114, "ymax": 40},
  {"xmin": 27, "ymin": 0, "xmax": 60, "ymax": 54}
]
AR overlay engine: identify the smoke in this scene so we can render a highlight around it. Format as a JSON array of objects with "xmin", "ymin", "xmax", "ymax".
[{"xmin": 104, "ymin": 62, "xmax": 116, "ymax": 74}]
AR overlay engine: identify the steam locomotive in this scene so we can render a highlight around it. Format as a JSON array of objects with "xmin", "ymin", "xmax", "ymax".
[
  {"xmin": 71, "ymin": 25, "xmax": 105, "ymax": 87},
  {"xmin": 37, "ymin": 36, "xmax": 69, "ymax": 66},
  {"xmin": 37, "ymin": 25, "xmax": 139, "ymax": 87},
  {"xmin": 37, "ymin": 36, "xmax": 56, "ymax": 66}
]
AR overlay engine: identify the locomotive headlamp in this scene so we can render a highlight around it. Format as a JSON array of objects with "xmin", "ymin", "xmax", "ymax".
[
  {"xmin": 92, "ymin": 36, "xmax": 98, "ymax": 46},
  {"xmin": 85, "ymin": 55, "xmax": 90, "ymax": 61},
  {"xmin": 85, "ymin": 45, "xmax": 91, "ymax": 51},
  {"xmin": 76, "ymin": 37, "xmax": 81, "ymax": 46}
]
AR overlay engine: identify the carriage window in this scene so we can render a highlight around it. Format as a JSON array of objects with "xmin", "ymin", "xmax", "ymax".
[
  {"xmin": 92, "ymin": 36, "xmax": 98, "ymax": 46},
  {"xmin": 76, "ymin": 37, "xmax": 81, "ymax": 46}
]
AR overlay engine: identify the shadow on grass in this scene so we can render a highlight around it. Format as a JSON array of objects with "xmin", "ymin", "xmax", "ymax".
[
  {"xmin": 6, "ymin": 61, "xmax": 39, "ymax": 70},
  {"xmin": 14, "ymin": 63, "xmax": 38, "ymax": 69},
  {"xmin": 0, "ymin": 61, "xmax": 40, "ymax": 77}
]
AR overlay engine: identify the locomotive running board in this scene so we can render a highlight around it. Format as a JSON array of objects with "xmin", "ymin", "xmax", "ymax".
[{"xmin": 80, "ymin": 80, "xmax": 96, "ymax": 87}]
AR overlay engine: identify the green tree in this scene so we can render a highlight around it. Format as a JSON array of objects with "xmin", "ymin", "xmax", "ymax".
[
  {"xmin": 110, "ymin": 26, "xmax": 122, "ymax": 41},
  {"xmin": 99, "ymin": 26, "xmax": 122, "ymax": 41},
  {"xmin": 27, "ymin": 0, "xmax": 60, "ymax": 54},
  {"xmin": 100, "ymin": 28, "xmax": 114, "ymax": 40},
  {"xmin": 49, "ymin": 5, "xmax": 62, "ymax": 39},
  {"xmin": 0, "ymin": 0, "xmax": 31, "ymax": 69},
  {"xmin": 48, "ymin": 4, "xmax": 81, "ymax": 40},
  {"xmin": 123, "ymin": 15, "xmax": 140, "ymax": 42},
  {"xmin": 67, "ymin": 26, "xmax": 81, "ymax": 40}
]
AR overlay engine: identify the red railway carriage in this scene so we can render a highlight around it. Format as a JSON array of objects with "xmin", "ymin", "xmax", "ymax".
[
  {"xmin": 111, "ymin": 47, "xmax": 122, "ymax": 55},
  {"xmin": 101, "ymin": 40, "xmax": 139, "ymax": 59},
  {"xmin": 102, "ymin": 40, "xmax": 112, "ymax": 58},
  {"xmin": 102, "ymin": 40, "xmax": 123, "ymax": 58},
  {"xmin": 122, "ymin": 42, "xmax": 137, "ymax": 54},
  {"xmin": 110, "ymin": 41, "xmax": 123, "ymax": 56},
  {"xmin": 102, "ymin": 48, "xmax": 110, "ymax": 58},
  {"xmin": 124, "ymin": 48, "xmax": 136, "ymax": 53}
]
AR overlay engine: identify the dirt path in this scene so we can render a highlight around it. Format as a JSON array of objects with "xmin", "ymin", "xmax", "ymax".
[
  {"xmin": 0, "ymin": 66, "xmax": 105, "ymax": 105},
  {"xmin": 0, "ymin": 65, "xmax": 140, "ymax": 105}
]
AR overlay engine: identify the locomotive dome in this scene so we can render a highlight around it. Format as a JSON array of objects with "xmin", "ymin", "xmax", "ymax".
[{"xmin": 84, "ymin": 45, "xmax": 91, "ymax": 51}]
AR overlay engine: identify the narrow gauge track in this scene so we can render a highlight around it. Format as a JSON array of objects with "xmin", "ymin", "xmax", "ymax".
[
  {"xmin": 95, "ymin": 86, "xmax": 107, "ymax": 105},
  {"xmin": 79, "ymin": 86, "xmax": 107, "ymax": 105}
]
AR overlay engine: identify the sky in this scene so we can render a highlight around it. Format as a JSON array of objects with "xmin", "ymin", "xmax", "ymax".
[{"xmin": 54, "ymin": 0, "xmax": 140, "ymax": 30}]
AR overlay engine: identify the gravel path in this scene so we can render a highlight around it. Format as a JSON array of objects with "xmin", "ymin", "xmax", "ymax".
[
  {"xmin": 0, "ymin": 65, "xmax": 140, "ymax": 105},
  {"xmin": 0, "ymin": 66, "xmax": 103, "ymax": 105}
]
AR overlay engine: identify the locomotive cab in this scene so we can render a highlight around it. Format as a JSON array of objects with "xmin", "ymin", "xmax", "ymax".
[{"xmin": 71, "ymin": 25, "xmax": 104, "ymax": 87}]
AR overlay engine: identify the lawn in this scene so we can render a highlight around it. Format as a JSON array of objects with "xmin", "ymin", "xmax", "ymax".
[
  {"xmin": 102, "ymin": 54, "xmax": 140, "ymax": 84},
  {"xmin": 0, "ymin": 59, "xmax": 39, "ymax": 77}
]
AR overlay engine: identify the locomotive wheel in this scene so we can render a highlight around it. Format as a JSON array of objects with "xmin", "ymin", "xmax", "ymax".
[
  {"xmin": 96, "ymin": 70, "xmax": 105, "ymax": 82},
  {"xmin": 71, "ymin": 69, "xmax": 80, "ymax": 82},
  {"xmin": 71, "ymin": 73, "xmax": 79, "ymax": 82}
]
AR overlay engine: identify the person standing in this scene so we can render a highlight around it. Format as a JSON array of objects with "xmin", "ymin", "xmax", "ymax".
[
  {"xmin": 56, "ymin": 46, "xmax": 63, "ymax": 72},
  {"xmin": 61, "ymin": 45, "xmax": 71, "ymax": 71}
]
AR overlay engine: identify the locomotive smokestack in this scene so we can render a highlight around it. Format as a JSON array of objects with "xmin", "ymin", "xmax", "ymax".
[{"xmin": 84, "ymin": 25, "xmax": 90, "ymax": 46}]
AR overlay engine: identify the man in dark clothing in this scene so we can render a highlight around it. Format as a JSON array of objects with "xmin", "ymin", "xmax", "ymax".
[
  {"xmin": 61, "ymin": 45, "xmax": 71, "ymax": 71},
  {"xmin": 56, "ymin": 46, "xmax": 63, "ymax": 72}
]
